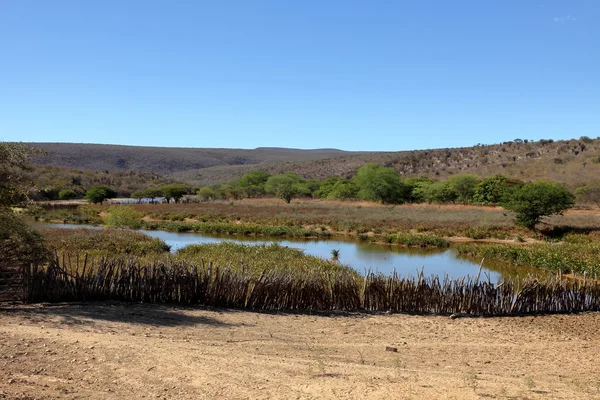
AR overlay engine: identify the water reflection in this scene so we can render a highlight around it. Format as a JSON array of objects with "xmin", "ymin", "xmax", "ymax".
[{"xmin": 42, "ymin": 223, "xmax": 544, "ymax": 282}]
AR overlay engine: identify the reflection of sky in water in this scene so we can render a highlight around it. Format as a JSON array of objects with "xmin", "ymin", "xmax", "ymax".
[{"xmin": 45, "ymin": 224, "xmax": 524, "ymax": 281}]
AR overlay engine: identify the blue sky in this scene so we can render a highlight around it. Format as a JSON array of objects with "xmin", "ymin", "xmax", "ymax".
[{"xmin": 0, "ymin": 1, "xmax": 598, "ymax": 151}]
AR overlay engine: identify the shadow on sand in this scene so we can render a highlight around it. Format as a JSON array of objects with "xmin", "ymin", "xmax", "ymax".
[{"xmin": 0, "ymin": 301, "xmax": 239, "ymax": 328}]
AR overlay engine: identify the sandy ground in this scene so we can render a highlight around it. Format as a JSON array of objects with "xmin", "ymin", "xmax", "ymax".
[{"xmin": 1, "ymin": 303, "xmax": 600, "ymax": 400}]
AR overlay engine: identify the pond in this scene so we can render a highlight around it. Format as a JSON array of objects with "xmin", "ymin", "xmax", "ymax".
[{"xmin": 43, "ymin": 223, "xmax": 542, "ymax": 282}]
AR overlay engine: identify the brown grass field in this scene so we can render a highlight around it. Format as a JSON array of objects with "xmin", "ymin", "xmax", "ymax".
[
  {"xmin": 1, "ymin": 302, "xmax": 600, "ymax": 399},
  {"xmin": 126, "ymin": 198, "xmax": 600, "ymax": 238}
]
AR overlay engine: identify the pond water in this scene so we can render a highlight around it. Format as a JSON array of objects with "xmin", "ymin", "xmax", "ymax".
[{"xmin": 43, "ymin": 223, "xmax": 542, "ymax": 282}]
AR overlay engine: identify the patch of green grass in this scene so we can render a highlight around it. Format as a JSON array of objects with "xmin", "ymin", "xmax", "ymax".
[
  {"xmin": 175, "ymin": 242, "xmax": 357, "ymax": 278},
  {"xmin": 384, "ymin": 233, "xmax": 449, "ymax": 248},
  {"xmin": 455, "ymin": 234, "xmax": 600, "ymax": 274},
  {"xmin": 43, "ymin": 228, "xmax": 171, "ymax": 256}
]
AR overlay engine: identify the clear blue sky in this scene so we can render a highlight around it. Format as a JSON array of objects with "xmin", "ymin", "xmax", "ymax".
[{"xmin": 1, "ymin": 1, "xmax": 598, "ymax": 151}]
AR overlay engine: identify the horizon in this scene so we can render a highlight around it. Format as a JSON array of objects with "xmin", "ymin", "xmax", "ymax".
[{"xmin": 1, "ymin": 1, "xmax": 599, "ymax": 151}]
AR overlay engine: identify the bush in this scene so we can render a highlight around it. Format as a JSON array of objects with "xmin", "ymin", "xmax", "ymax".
[{"xmin": 502, "ymin": 182, "xmax": 574, "ymax": 229}]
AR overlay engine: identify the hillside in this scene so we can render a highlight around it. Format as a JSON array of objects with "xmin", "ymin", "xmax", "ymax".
[
  {"xmin": 28, "ymin": 143, "xmax": 362, "ymax": 176},
  {"xmin": 26, "ymin": 138, "xmax": 600, "ymax": 188}
]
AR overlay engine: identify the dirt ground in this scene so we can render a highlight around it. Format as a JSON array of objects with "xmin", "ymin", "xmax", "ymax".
[{"xmin": 1, "ymin": 303, "xmax": 599, "ymax": 400}]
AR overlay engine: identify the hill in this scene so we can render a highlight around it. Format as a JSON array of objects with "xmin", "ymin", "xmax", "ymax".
[
  {"xmin": 28, "ymin": 143, "xmax": 362, "ymax": 176},
  {"xmin": 25, "ymin": 138, "xmax": 600, "ymax": 188}
]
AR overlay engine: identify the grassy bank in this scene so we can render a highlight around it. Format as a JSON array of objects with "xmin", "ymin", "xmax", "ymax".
[{"xmin": 455, "ymin": 233, "xmax": 600, "ymax": 275}]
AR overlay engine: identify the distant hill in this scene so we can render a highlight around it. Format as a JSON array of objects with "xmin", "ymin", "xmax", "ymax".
[
  {"xmin": 26, "ymin": 138, "xmax": 600, "ymax": 188},
  {"xmin": 28, "ymin": 143, "xmax": 362, "ymax": 177}
]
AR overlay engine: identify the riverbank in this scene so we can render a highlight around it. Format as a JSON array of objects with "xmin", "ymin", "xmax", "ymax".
[{"xmin": 1, "ymin": 302, "xmax": 599, "ymax": 399}]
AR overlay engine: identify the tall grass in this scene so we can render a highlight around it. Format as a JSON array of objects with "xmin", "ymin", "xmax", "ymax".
[
  {"xmin": 175, "ymin": 242, "xmax": 355, "ymax": 278},
  {"xmin": 43, "ymin": 228, "xmax": 171, "ymax": 257},
  {"xmin": 455, "ymin": 234, "xmax": 600, "ymax": 274}
]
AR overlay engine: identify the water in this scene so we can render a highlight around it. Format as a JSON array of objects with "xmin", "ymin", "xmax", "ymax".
[{"xmin": 42, "ymin": 223, "xmax": 540, "ymax": 282}]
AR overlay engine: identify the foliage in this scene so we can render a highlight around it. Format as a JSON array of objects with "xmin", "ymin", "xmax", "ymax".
[
  {"xmin": 447, "ymin": 174, "xmax": 479, "ymax": 204},
  {"xmin": 502, "ymin": 182, "xmax": 574, "ymax": 229},
  {"xmin": 175, "ymin": 242, "xmax": 355, "ymax": 278},
  {"xmin": 58, "ymin": 189, "xmax": 78, "ymax": 200},
  {"xmin": 238, "ymin": 171, "xmax": 271, "ymax": 187},
  {"xmin": 383, "ymin": 233, "xmax": 449, "ymax": 248},
  {"xmin": 85, "ymin": 186, "xmax": 117, "ymax": 204},
  {"xmin": 103, "ymin": 205, "xmax": 143, "ymax": 229},
  {"xmin": 574, "ymin": 185, "xmax": 600, "ymax": 208},
  {"xmin": 161, "ymin": 185, "xmax": 188, "ymax": 203},
  {"xmin": 353, "ymin": 163, "xmax": 409, "ymax": 204},
  {"xmin": 472, "ymin": 175, "xmax": 522, "ymax": 205},
  {"xmin": 0, "ymin": 142, "xmax": 43, "ymax": 206},
  {"xmin": 197, "ymin": 186, "xmax": 217, "ymax": 201},
  {"xmin": 0, "ymin": 209, "xmax": 49, "ymax": 265},
  {"xmin": 264, "ymin": 173, "xmax": 307, "ymax": 203},
  {"xmin": 326, "ymin": 179, "xmax": 359, "ymax": 200},
  {"xmin": 43, "ymin": 228, "xmax": 170, "ymax": 256},
  {"xmin": 455, "ymin": 235, "xmax": 600, "ymax": 274},
  {"xmin": 416, "ymin": 181, "xmax": 457, "ymax": 204}
]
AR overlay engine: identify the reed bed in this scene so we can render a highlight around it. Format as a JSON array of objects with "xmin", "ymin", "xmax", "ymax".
[{"xmin": 26, "ymin": 256, "xmax": 600, "ymax": 315}]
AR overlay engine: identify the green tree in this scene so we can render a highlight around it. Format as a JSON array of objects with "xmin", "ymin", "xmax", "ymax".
[
  {"xmin": 197, "ymin": 186, "xmax": 217, "ymax": 201},
  {"xmin": 417, "ymin": 181, "xmax": 458, "ymax": 204},
  {"xmin": 265, "ymin": 173, "xmax": 305, "ymax": 203},
  {"xmin": 447, "ymin": 174, "xmax": 480, "ymax": 204},
  {"xmin": 161, "ymin": 185, "xmax": 188, "ymax": 203},
  {"xmin": 327, "ymin": 180, "xmax": 359, "ymax": 200},
  {"xmin": 404, "ymin": 177, "xmax": 434, "ymax": 203},
  {"xmin": 315, "ymin": 177, "xmax": 342, "ymax": 199},
  {"xmin": 238, "ymin": 171, "xmax": 271, "ymax": 187},
  {"xmin": 143, "ymin": 187, "xmax": 163, "ymax": 204},
  {"xmin": 58, "ymin": 189, "xmax": 78, "ymax": 200},
  {"xmin": 502, "ymin": 182, "xmax": 575, "ymax": 229},
  {"xmin": 104, "ymin": 205, "xmax": 142, "ymax": 229},
  {"xmin": 85, "ymin": 186, "xmax": 117, "ymax": 204},
  {"xmin": 472, "ymin": 175, "xmax": 522, "ymax": 205},
  {"xmin": 353, "ymin": 163, "xmax": 408, "ymax": 204}
]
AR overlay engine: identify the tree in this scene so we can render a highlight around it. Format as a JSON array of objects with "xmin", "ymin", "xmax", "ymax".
[
  {"xmin": 58, "ymin": 189, "xmax": 78, "ymax": 200},
  {"xmin": 0, "ymin": 142, "xmax": 43, "ymax": 206},
  {"xmin": 143, "ymin": 187, "xmax": 163, "ymax": 204},
  {"xmin": 502, "ymin": 182, "xmax": 575, "ymax": 229},
  {"xmin": 574, "ymin": 185, "xmax": 600, "ymax": 208},
  {"xmin": 161, "ymin": 185, "xmax": 187, "ymax": 203},
  {"xmin": 472, "ymin": 175, "xmax": 522, "ymax": 205},
  {"xmin": 417, "ymin": 181, "xmax": 457, "ymax": 204},
  {"xmin": 197, "ymin": 186, "xmax": 217, "ymax": 201},
  {"xmin": 238, "ymin": 171, "xmax": 270, "ymax": 187},
  {"xmin": 265, "ymin": 173, "xmax": 305, "ymax": 203},
  {"xmin": 85, "ymin": 186, "xmax": 117, "ymax": 204},
  {"xmin": 447, "ymin": 174, "xmax": 480, "ymax": 204},
  {"xmin": 0, "ymin": 142, "xmax": 48, "ymax": 264},
  {"xmin": 315, "ymin": 177, "xmax": 342, "ymax": 199},
  {"xmin": 327, "ymin": 180, "xmax": 359, "ymax": 200},
  {"xmin": 353, "ymin": 163, "xmax": 409, "ymax": 204}
]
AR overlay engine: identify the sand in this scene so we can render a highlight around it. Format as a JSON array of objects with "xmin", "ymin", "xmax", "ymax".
[{"xmin": 1, "ymin": 302, "xmax": 599, "ymax": 399}]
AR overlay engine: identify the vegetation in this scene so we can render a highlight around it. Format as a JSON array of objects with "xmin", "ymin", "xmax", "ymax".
[
  {"xmin": 103, "ymin": 205, "xmax": 143, "ymax": 229},
  {"xmin": 264, "ymin": 173, "xmax": 308, "ymax": 203},
  {"xmin": 0, "ymin": 142, "xmax": 48, "ymax": 265},
  {"xmin": 85, "ymin": 186, "xmax": 117, "ymax": 204},
  {"xmin": 43, "ymin": 228, "xmax": 170, "ymax": 256},
  {"xmin": 175, "ymin": 242, "xmax": 353, "ymax": 278},
  {"xmin": 455, "ymin": 233, "xmax": 600, "ymax": 274},
  {"xmin": 27, "ymin": 137, "xmax": 600, "ymax": 189},
  {"xmin": 28, "ymin": 254, "xmax": 600, "ymax": 315},
  {"xmin": 501, "ymin": 182, "xmax": 574, "ymax": 229}
]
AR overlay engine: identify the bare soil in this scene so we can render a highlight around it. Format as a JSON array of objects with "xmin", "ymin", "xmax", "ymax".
[{"xmin": 2, "ymin": 303, "xmax": 600, "ymax": 399}]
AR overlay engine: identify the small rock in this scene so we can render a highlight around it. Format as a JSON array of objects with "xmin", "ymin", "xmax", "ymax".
[{"xmin": 385, "ymin": 346, "xmax": 398, "ymax": 352}]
